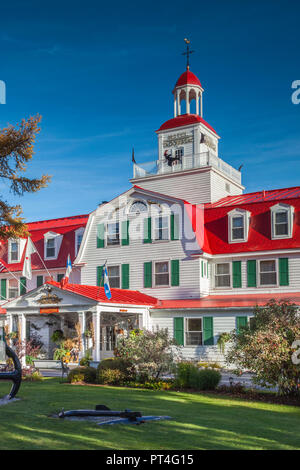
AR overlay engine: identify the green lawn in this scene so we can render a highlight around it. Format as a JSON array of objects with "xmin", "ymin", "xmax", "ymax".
[{"xmin": 0, "ymin": 378, "xmax": 300, "ymax": 450}]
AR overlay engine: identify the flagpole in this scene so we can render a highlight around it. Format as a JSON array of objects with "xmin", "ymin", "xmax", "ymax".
[{"xmin": 30, "ymin": 239, "xmax": 53, "ymax": 279}]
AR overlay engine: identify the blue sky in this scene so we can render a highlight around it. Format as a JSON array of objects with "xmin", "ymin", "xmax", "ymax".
[{"xmin": 0, "ymin": 0, "xmax": 299, "ymax": 221}]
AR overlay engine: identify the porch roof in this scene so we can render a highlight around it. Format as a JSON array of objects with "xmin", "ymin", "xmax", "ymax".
[
  {"xmin": 47, "ymin": 280, "xmax": 159, "ymax": 306},
  {"xmin": 154, "ymin": 292, "xmax": 300, "ymax": 309}
]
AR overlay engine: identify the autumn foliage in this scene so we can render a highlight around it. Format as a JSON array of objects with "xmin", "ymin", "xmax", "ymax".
[
  {"xmin": 226, "ymin": 300, "xmax": 300, "ymax": 396},
  {"xmin": 0, "ymin": 115, "xmax": 51, "ymax": 239}
]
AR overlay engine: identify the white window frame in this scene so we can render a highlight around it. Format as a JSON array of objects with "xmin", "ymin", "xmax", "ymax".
[
  {"xmin": 153, "ymin": 215, "xmax": 170, "ymax": 242},
  {"xmin": 214, "ymin": 262, "xmax": 232, "ymax": 289},
  {"xmin": 106, "ymin": 221, "xmax": 120, "ymax": 247},
  {"xmin": 228, "ymin": 209, "xmax": 250, "ymax": 243},
  {"xmin": 185, "ymin": 317, "xmax": 203, "ymax": 346},
  {"xmin": 44, "ymin": 232, "xmax": 62, "ymax": 260},
  {"xmin": 8, "ymin": 278, "xmax": 19, "ymax": 299},
  {"xmin": 154, "ymin": 260, "xmax": 170, "ymax": 288},
  {"xmin": 107, "ymin": 264, "xmax": 121, "ymax": 288},
  {"xmin": 8, "ymin": 239, "xmax": 20, "ymax": 264},
  {"xmin": 75, "ymin": 227, "xmax": 85, "ymax": 256},
  {"xmin": 258, "ymin": 259, "xmax": 278, "ymax": 287},
  {"xmin": 128, "ymin": 200, "xmax": 148, "ymax": 215},
  {"xmin": 271, "ymin": 203, "xmax": 294, "ymax": 240}
]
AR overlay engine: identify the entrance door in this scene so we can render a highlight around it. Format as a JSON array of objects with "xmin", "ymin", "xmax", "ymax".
[{"xmin": 100, "ymin": 313, "xmax": 141, "ymax": 359}]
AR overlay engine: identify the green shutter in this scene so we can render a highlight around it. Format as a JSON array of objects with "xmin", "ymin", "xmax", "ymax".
[
  {"xmin": 122, "ymin": 264, "xmax": 129, "ymax": 289},
  {"xmin": 20, "ymin": 277, "xmax": 26, "ymax": 295},
  {"xmin": 121, "ymin": 220, "xmax": 129, "ymax": 246},
  {"xmin": 143, "ymin": 217, "xmax": 152, "ymax": 244},
  {"xmin": 57, "ymin": 274, "xmax": 64, "ymax": 283},
  {"xmin": 0, "ymin": 279, "xmax": 6, "ymax": 300},
  {"xmin": 236, "ymin": 316, "xmax": 248, "ymax": 334},
  {"xmin": 203, "ymin": 317, "xmax": 214, "ymax": 345},
  {"xmin": 232, "ymin": 261, "xmax": 242, "ymax": 288},
  {"xmin": 247, "ymin": 260, "xmax": 257, "ymax": 287},
  {"xmin": 171, "ymin": 213, "xmax": 179, "ymax": 240},
  {"xmin": 97, "ymin": 223, "xmax": 105, "ymax": 248},
  {"xmin": 144, "ymin": 262, "xmax": 152, "ymax": 288},
  {"xmin": 37, "ymin": 275, "xmax": 43, "ymax": 287},
  {"xmin": 171, "ymin": 260, "xmax": 180, "ymax": 286},
  {"xmin": 201, "ymin": 260, "xmax": 204, "ymax": 278},
  {"xmin": 279, "ymin": 258, "xmax": 289, "ymax": 286},
  {"xmin": 97, "ymin": 266, "xmax": 104, "ymax": 286},
  {"xmin": 174, "ymin": 317, "xmax": 184, "ymax": 345}
]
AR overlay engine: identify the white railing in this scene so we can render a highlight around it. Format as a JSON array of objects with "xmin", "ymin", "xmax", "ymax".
[{"xmin": 133, "ymin": 152, "xmax": 241, "ymax": 184}]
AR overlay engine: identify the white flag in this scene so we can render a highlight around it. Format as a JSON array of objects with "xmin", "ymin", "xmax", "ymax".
[{"xmin": 22, "ymin": 238, "xmax": 37, "ymax": 280}]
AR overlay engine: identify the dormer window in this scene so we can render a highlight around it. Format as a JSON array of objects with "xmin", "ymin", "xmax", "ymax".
[
  {"xmin": 75, "ymin": 227, "xmax": 85, "ymax": 256},
  {"xmin": 10, "ymin": 240, "xmax": 19, "ymax": 262},
  {"xmin": 44, "ymin": 231, "xmax": 63, "ymax": 260},
  {"xmin": 228, "ymin": 209, "xmax": 250, "ymax": 243},
  {"xmin": 271, "ymin": 204, "xmax": 294, "ymax": 239},
  {"xmin": 129, "ymin": 200, "xmax": 147, "ymax": 214},
  {"xmin": 46, "ymin": 238, "xmax": 55, "ymax": 258}
]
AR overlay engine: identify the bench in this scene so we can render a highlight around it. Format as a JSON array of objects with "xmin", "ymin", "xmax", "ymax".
[{"xmin": 33, "ymin": 360, "xmax": 70, "ymax": 379}]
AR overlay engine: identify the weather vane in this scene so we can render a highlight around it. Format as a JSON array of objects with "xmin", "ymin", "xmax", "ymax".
[{"xmin": 182, "ymin": 38, "xmax": 195, "ymax": 70}]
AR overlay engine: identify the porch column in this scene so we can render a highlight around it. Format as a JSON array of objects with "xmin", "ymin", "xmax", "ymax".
[
  {"xmin": 78, "ymin": 311, "xmax": 86, "ymax": 358},
  {"xmin": 20, "ymin": 313, "xmax": 26, "ymax": 367},
  {"xmin": 92, "ymin": 310, "xmax": 101, "ymax": 362},
  {"xmin": 6, "ymin": 314, "xmax": 12, "ymax": 333}
]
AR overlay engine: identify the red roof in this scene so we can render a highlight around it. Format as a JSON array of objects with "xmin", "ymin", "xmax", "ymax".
[
  {"xmin": 175, "ymin": 70, "xmax": 202, "ymax": 88},
  {"xmin": 0, "ymin": 214, "xmax": 89, "ymax": 273},
  {"xmin": 155, "ymin": 292, "xmax": 300, "ymax": 309},
  {"xmin": 157, "ymin": 114, "xmax": 218, "ymax": 135},
  {"xmin": 48, "ymin": 280, "xmax": 158, "ymax": 306},
  {"xmin": 202, "ymin": 186, "xmax": 300, "ymax": 254}
]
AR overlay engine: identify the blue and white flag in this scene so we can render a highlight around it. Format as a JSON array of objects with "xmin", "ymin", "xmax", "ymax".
[
  {"xmin": 65, "ymin": 254, "xmax": 72, "ymax": 281},
  {"xmin": 102, "ymin": 262, "xmax": 112, "ymax": 300}
]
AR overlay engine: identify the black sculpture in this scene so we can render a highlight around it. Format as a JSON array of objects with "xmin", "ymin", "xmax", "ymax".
[
  {"xmin": 0, "ymin": 327, "xmax": 22, "ymax": 400},
  {"xmin": 164, "ymin": 150, "xmax": 181, "ymax": 167}
]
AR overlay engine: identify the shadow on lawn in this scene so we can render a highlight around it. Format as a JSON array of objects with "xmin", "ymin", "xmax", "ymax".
[{"xmin": 0, "ymin": 378, "xmax": 299, "ymax": 450}]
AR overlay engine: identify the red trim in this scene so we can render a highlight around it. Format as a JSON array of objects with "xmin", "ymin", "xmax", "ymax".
[
  {"xmin": 157, "ymin": 114, "xmax": 218, "ymax": 135},
  {"xmin": 154, "ymin": 292, "xmax": 300, "ymax": 309}
]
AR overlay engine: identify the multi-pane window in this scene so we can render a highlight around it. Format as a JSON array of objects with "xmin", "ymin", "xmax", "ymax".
[
  {"xmin": 232, "ymin": 216, "xmax": 244, "ymax": 240},
  {"xmin": 259, "ymin": 260, "xmax": 277, "ymax": 285},
  {"xmin": 107, "ymin": 265, "xmax": 120, "ymax": 288},
  {"xmin": 154, "ymin": 261, "xmax": 169, "ymax": 286},
  {"xmin": 46, "ymin": 238, "xmax": 55, "ymax": 258},
  {"xmin": 185, "ymin": 318, "xmax": 202, "ymax": 345},
  {"xmin": 10, "ymin": 241, "xmax": 19, "ymax": 262},
  {"xmin": 274, "ymin": 211, "xmax": 289, "ymax": 236},
  {"xmin": 154, "ymin": 216, "xmax": 169, "ymax": 241},
  {"xmin": 175, "ymin": 147, "xmax": 184, "ymax": 160},
  {"xmin": 215, "ymin": 263, "xmax": 231, "ymax": 287},
  {"xmin": 76, "ymin": 233, "xmax": 83, "ymax": 255},
  {"xmin": 8, "ymin": 279, "xmax": 18, "ymax": 299},
  {"xmin": 106, "ymin": 222, "xmax": 120, "ymax": 246}
]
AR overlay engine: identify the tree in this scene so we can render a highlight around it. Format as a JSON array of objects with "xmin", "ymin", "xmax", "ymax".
[
  {"xmin": 115, "ymin": 329, "xmax": 181, "ymax": 381},
  {"xmin": 0, "ymin": 115, "xmax": 51, "ymax": 238},
  {"xmin": 226, "ymin": 300, "xmax": 300, "ymax": 396}
]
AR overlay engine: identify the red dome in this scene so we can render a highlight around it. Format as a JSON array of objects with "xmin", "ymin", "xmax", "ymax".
[
  {"xmin": 175, "ymin": 70, "xmax": 202, "ymax": 88},
  {"xmin": 157, "ymin": 114, "xmax": 218, "ymax": 135}
]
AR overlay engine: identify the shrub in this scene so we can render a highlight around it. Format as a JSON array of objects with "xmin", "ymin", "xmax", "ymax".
[
  {"xmin": 125, "ymin": 379, "xmax": 175, "ymax": 391},
  {"xmin": 79, "ymin": 352, "xmax": 92, "ymax": 367},
  {"xmin": 96, "ymin": 357, "xmax": 134, "ymax": 385},
  {"xmin": 22, "ymin": 368, "xmax": 43, "ymax": 382},
  {"xmin": 97, "ymin": 369, "xmax": 125, "ymax": 385},
  {"xmin": 191, "ymin": 369, "xmax": 221, "ymax": 390},
  {"xmin": 226, "ymin": 300, "xmax": 300, "ymax": 396},
  {"xmin": 175, "ymin": 362, "xmax": 198, "ymax": 388},
  {"xmin": 175, "ymin": 362, "xmax": 221, "ymax": 390},
  {"xmin": 67, "ymin": 366, "xmax": 96, "ymax": 384},
  {"xmin": 217, "ymin": 382, "xmax": 246, "ymax": 394},
  {"xmin": 115, "ymin": 329, "xmax": 181, "ymax": 382}
]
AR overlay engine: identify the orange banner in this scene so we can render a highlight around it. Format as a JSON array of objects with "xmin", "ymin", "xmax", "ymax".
[{"xmin": 40, "ymin": 307, "xmax": 59, "ymax": 314}]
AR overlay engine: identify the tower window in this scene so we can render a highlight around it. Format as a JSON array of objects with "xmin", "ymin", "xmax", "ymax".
[{"xmin": 175, "ymin": 147, "xmax": 184, "ymax": 159}]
